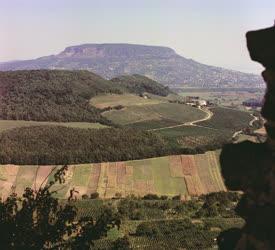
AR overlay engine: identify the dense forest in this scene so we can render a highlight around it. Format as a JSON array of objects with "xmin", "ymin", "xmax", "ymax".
[
  {"xmin": 0, "ymin": 126, "xmax": 169, "ymax": 165},
  {"xmin": 0, "ymin": 124, "xmax": 232, "ymax": 165},
  {"xmin": 0, "ymin": 70, "xmax": 123, "ymax": 123},
  {"xmin": 0, "ymin": 70, "xmax": 172, "ymax": 124},
  {"xmin": 110, "ymin": 74, "xmax": 171, "ymax": 96}
]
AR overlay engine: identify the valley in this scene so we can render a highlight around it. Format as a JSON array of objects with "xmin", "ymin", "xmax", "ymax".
[
  {"xmin": 2, "ymin": 2, "xmax": 272, "ymax": 249},
  {"xmin": 0, "ymin": 69, "xmax": 264, "ymax": 250},
  {"xmin": 0, "ymin": 69, "xmax": 262, "ymax": 187}
]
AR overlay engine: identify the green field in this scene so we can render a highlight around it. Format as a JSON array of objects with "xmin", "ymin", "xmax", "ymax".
[
  {"xmin": 0, "ymin": 120, "xmax": 108, "ymax": 133},
  {"xmin": 155, "ymin": 125, "xmax": 232, "ymax": 149},
  {"xmin": 198, "ymin": 107, "xmax": 252, "ymax": 131},
  {"xmin": 90, "ymin": 93, "xmax": 164, "ymax": 109},
  {"xmin": 103, "ymin": 103, "xmax": 205, "ymax": 126}
]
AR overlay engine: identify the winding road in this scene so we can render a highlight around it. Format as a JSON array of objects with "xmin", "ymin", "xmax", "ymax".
[
  {"xmin": 149, "ymin": 107, "xmax": 213, "ymax": 131},
  {"xmin": 232, "ymin": 113, "xmax": 260, "ymax": 140}
]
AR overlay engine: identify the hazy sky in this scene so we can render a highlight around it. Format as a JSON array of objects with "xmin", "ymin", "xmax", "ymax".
[{"xmin": 1, "ymin": 0, "xmax": 275, "ymax": 73}]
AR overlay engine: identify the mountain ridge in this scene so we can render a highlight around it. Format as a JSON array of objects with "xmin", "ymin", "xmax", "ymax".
[{"xmin": 0, "ymin": 43, "xmax": 264, "ymax": 88}]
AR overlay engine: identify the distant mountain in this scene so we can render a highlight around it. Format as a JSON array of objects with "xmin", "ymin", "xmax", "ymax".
[{"xmin": 0, "ymin": 44, "xmax": 264, "ymax": 88}]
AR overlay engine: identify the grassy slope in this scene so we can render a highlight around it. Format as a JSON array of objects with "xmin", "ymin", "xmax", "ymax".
[
  {"xmin": 103, "ymin": 103, "xmax": 205, "ymax": 126},
  {"xmin": 198, "ymin": 107, "xmax": 252, "ymax": 131},
  {"xmin": 90, "ymin": 93, "xmax": 164, "ymax": 109}
]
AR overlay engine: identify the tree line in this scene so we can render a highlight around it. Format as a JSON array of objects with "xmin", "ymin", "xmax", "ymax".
[{"xmin": 0, "ymin": 126, "xmax": 169, "ymax": 165}]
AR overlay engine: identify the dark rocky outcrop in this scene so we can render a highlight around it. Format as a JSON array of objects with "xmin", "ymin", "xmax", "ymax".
[{"xmin": 218, "ymin": 23, "xmax": 275, "ymax": 250}]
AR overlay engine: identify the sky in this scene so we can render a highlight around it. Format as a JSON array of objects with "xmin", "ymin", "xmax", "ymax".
[{"xmin": 0, "ymin": 0, "xmax": 275, "ymax": 73}]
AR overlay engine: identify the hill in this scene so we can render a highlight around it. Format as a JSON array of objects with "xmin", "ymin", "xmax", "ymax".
[
  {"xmin": 0, "ymin": 70, "xmax": 122, "ymax": 123},
  {"xmin": 0, "ymin": 151, "xmax": 225, "ymax": 199},
  {"xmin": 110, "ymin": 74, "xmax": 171, "ymax": 96},
  {"xmin": 0, "ymin": 70, "xmax": 172, "ymax": 123},
  {"xmin": 103, "ymin": 102, "xmax": 205, "ymax": 127},
  {"xmin": 0, "ymin": 44, "xmax": 264, "ymax": 88}
]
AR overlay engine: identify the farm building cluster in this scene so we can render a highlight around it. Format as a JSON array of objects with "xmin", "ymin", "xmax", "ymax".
[{"xmin": 185, "ymin": 96, "xmax": 208, "ymax": 108}]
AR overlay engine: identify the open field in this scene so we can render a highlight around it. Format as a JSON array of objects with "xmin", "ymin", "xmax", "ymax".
[
  {"xmin": 103, "ymin": 102, "xmax": 205, "ymax": 126},
  {"xmin": 0, "ymin": 151, "xmax": 226, "ymax": 199},
  {"xmin": 90, "ymin": 93, "xmax": 164, "ymax": 109},
  {"xmin": 198, "ymin": 107, "xmax": 252, "ymax": 131},
  {"xmin": 0, "ymin": 120, "xmax": 107, "ymax": 133},
  {"xmin": 155, "ymin": 125, "xmax": 232, "ymax": 148}
]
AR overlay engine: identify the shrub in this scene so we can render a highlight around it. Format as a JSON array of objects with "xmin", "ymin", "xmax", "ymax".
[
  {"xmin": 143, "ymin": 194, "xmax": 160, "ymax": 200},
  {"xmin": 136, "ymin": 223, "xmax": 158, "ymax": 237},
  {"xmin": 90, "ymin": 192, "xmax": 100, "ymax": 199},
  {"xmin": 82, "ymin": 194, "xmax": 89, "ymax": 200}
]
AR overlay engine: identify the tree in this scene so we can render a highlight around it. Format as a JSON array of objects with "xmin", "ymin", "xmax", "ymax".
[
  {"xmin": 90, "ymin": 192, "xmax": 99, "ymax": 199},
  {"xmin": 0, "ymin": 165, "xmax": 121, "ymax": 249}
]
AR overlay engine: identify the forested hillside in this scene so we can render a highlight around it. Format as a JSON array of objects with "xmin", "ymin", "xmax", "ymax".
[
  {"xmin": 0, "ymin": 70, "xmax": 172, "ymax": 123},
  {"xmin": 0, "ymin": 70, "xmax": 122, "ymax": 123},
  {"xmin": 111, "ymin": 74, "xmax": 171, "ymax": 96},
  {"xmin": 0, "ymin": 126, "xmax": 168, "ymax": 164}
]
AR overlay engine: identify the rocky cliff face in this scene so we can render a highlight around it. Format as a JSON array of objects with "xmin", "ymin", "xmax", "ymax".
[
  {"xmin": 0, "ymin": 44, "xmax": 263, "ymax": 88},
  {"xmin": 218, "ymin": 24, "xmax": 275, "ymax": 250},
  {"xmin": 58, "ymin": 44, "xmax": 176, "ymax": 58}
]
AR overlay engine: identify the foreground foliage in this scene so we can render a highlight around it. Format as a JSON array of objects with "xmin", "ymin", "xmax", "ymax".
[
  {"xmin": 0, "ymin": 162, "xmax": 243, "ymax": 250},
  {"xmin": 78, "ymin": 191, "xmax": 243, "ymax": 249},
  {"xmin": 0, "ymin": 166, "xmax": 121, "ymax": 250}
]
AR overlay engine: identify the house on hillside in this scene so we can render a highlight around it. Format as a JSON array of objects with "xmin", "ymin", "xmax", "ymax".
[
  {"xmin": 196, "ymin": 100, "xmax": 207, "ymax": 107},
  {"xmin": 185, "ymin": 98, "xmax": 208, "ymax": 108}
]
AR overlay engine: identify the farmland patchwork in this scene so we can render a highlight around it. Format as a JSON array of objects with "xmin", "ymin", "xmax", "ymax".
[{"xmin": 0, "ymin": 151, "xmax": 226, "ymax": 199}]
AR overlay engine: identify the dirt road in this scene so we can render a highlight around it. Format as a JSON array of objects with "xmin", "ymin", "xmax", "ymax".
[{"xmin": 149, "ymin": 107, "xmax": 213, "ymax": 131}]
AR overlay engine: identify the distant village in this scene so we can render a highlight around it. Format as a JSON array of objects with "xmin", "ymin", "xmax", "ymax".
[{"xmin": 183, "ymin": 95, "xmax": 263, "ymax": 110}]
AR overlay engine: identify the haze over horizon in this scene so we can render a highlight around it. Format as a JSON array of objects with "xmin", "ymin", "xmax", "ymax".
[{"xmin": 1, "ymin": 0, "xmax": 275, "ymax": 73}]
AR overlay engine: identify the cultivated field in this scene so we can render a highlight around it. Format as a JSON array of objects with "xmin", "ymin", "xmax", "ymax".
[
  {"xmin": 156, "ymin": 125, "xmax": 232, "ymax": 148},
  {"xmin": 90, "ymin": 93, "xmax": 164, "ymax": 109},
  {"xmin": 103, "ymin": 102, "xmax": 205, "ymax": 126},
  {"xmin": 198, "ymin": 107, "xmax": 252, "ymax": 131},
  {"xmin": 0, "ymin": 151, "xmax": 226, "ymax": 200},
  {"xmin": 0, "ymin": 120, "xmax": 107, "ymax": 133}
]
